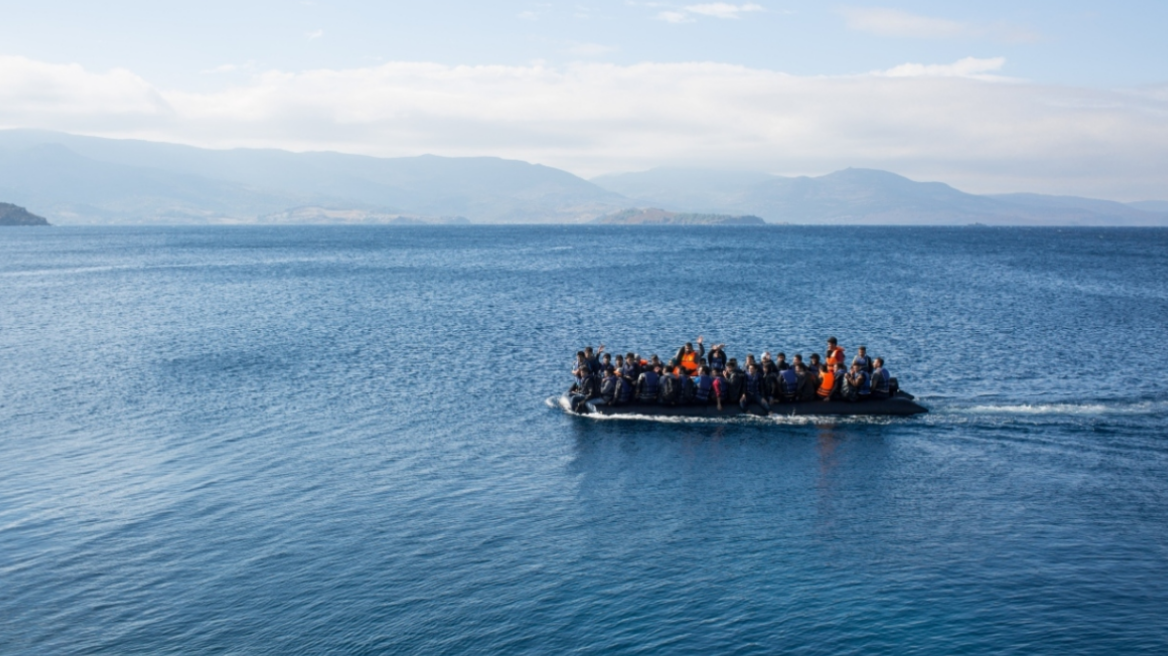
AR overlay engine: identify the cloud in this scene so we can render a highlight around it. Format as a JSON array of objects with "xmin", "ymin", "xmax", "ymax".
[
  {"xmin": 306, "ymin": 29, "xmax": 323, "ymax": 40},
  {"xmin": 656, "ymin": 10, "xmax": 694, "ymax": 23},
  {"xmin": 0, "ymin": 55, "xmax": 1165, "ymax": 199},
  {"xmin": 517, "ymin": 10, "xmax": 539, "ymax": 20},
  {"xmin": 656, "ymin": 3, "xmax": 764, "ymax": 23},
  {"xmin": 838, "ymin": 7, "xmax": 1039, "ymax": 42},
  {"xmin": 878, "ymin": 56, "xmax": 1011, "ymax": 81},
  {"xmin": 685, "ymin": 3, "xmax": 764, "ymax": 19}
]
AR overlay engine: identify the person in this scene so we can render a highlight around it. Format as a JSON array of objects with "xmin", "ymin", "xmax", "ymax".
[
  {"xmin": 774, "ymin": 352, "xmax": 789, "ymax": 371},
  {"xmin": 744, "ymin": 353, "xmax": 758, "ymax": 372},
  {"xmin": 841, "ymin": 363, "xmax": 871, "ymax": 402},
  {"xmin": 674, "ymin": 336, "xmax": 705, "ymax": 375},
  {"xmin": 742, "ymin": 363, "xmax": 770, "ymax": 412},
  {"xmin": 870, "ymin": 358, "xmax": 891, "ymax": 399},
  {"xmin": 572, "ymin": 351, "xmax": 588, "ymax": 380},
  {"xmin": 623, "ymin": 352, "xmax": 640, "ymax": 380},
  {"xmin": 570, "ymin": 366, "xmax": 602, "ymax": 412},
  {"xmin": 600, "ymin": 352, "xmax": 612, "ymax": 373},
  {"xmin": 708, "ymin": 344, "xmax": 727, "ymax": 374},
  {"xmin": 791, "ymin": 353, "xmax": 805, "ymax": 371},
  {"xmin": 808, "ymin": 352, "xmax": 822, "ymax": 373},
  {"xmin": 724, "ymin": 358, "xmax": 745, "ymax": 405},
  {"xmin": 826, "ymin": 337, "xmax": 845, "ymax": 369},
  {"xmin": 583, "ymin": 345, "xmax": 605, "ymax": 374},
  {"xmin": 762, "ymin": 361, "xmax": 781, "ymax": 405},
  {"xmin": 777, "ymin": 364, "xmax": 799, "ymax": 402},
  {"xmin": 817, "ymin": 364, "xmax": 838, "ymax": 401},
  {"xmin": 693, "ymin": 366, "xmax": 716, "ymax": 405},
  {"xmin": 635, "ymin": 363, "xmax": 661, "ymax": 403},
  {"xmin": 679, "ymin": 369, "xmax": 696, "ymax": 405},
  {"xmin": 599, "ymin": 366, "xmax": 620, "ymax": 405},
  {"xmin": 712, "ymin": 368, "xmax": 728, "ymax": 411},
  {"xmin": 795, "ymin": 363, "xmax": 817, "ymax": 401},
  {"xmin": 852, "ymin": 346, "xmax": 872, "ymax": 375},
  {"xmin": 659, "ymin": 367, "xmax": 682, "ymax": 406}
]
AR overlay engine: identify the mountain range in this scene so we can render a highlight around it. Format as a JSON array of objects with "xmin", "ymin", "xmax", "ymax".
[{"xmin": 1, "ymin": 130, "xmax": 1165, "ymax": 226}]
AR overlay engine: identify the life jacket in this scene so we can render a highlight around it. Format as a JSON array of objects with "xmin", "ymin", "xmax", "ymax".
[
  {"xmin": 817, "ymin": 370, "xmax": 836, "ymax": 398},
  {"xmin": 858, "ymin": 370, "xmax": 871, "ymax": 395},
  {"xmin": 871, "ymin": 368, "xmax": 890, "ymax": 394},
  {"xmin": 637, "ymin": 371, "xmax": 659, "ymax": 400},
  {"xmin": 827, "ymin": 346, "xmax": 845, "ymax": 366},
  {"xmin": 853, "ymin": 355, "xmax": 871, "ymax": 372},
  {"xmin": 726, "ymin": 370, "xmax": 745, "ymax": 399},
  {"xmin": 680, "ymin": 350, "xmax": 699, "ymax": 373},
  {"xmin": 600, "ymin": 375, "xmax": 618, "ymax": 402},
  {"xmin": 616, "ymin": 378, "xmax": 633, "ymax": 403},
  {"xmin": 745, "ymin": 372, "xmax": 762, "ymax": 397},
  {"xmin": 779, "ymin": 369, "xmax": 799, "ymax": 396},
  {"xmin": 695, "ymin": 375, "xmax": 713, "ymax": 402},
  {"xmin": 661, "ymin": 374, "xmax": 681, "ymax": 403}
]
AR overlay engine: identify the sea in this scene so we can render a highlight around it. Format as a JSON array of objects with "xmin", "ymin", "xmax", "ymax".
[{"xmin": 2, "ymin": 225, "xmax": 1167, "ymax": 655}]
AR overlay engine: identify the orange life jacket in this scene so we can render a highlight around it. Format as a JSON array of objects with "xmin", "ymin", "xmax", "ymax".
[
  {"xmin": 680, "ymin": 351, "xmax": 699, "ymax": 373},
  {"xmin": 827, "ymin": 346, "xmax": 845, "ymax": 366},
  {"xmin": 817, "ymin": 370, "xmax": 836, "ymax": 397}
]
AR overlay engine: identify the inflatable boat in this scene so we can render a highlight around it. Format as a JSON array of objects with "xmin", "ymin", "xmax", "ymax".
[{"xmin": 562, "ymin": 390, "xmax": 928, "ymax": 418}]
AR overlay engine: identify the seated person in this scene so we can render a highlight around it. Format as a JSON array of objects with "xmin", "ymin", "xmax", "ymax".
[
  {"xmin": 816, "ymin": 364, "xmax": 839, "ymax": 401},
  {"xmin": 741, "ymin": 363, "xmax": 770, "ymax": 412},
  {"xmin": 870, "ymin": 358, "xmax": 891, "ymax": 399},
  {"xmin": 635, "ymin": 363, "xmax": 662, "ymax": 402},
  {"xmin": 777, "ymin": 365, "xmax": 799, "ymax": 402},
  {"xmin": 659, "ymin": 367, "xmax": 683, "ymax": 406},
  {"xmin": 841, "ymin": 363, "xmax": 871, "ymax": 402},
  {"xmin": 692, "ymin": 366, "xmax": 716, "ymax": 405}
]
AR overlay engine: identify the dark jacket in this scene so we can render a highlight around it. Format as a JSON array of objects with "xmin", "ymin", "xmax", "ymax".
[
  {"xmin": 600, "ymin": 374, "xmax": 619, "ymax": 404},
  {"xmin": 636, "ymin": 371, "xmax": 660, "ymax": 402},
  {"xmin": 725, "ymin": 367, "xmax": 745, "ymax": 400}
]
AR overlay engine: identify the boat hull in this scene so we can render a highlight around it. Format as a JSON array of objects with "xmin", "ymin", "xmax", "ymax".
[{"xmin": 565, "ymin": 391, "xmax": 928, "ymax": 418}]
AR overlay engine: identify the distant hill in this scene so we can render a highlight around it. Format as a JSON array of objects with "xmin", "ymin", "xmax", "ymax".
[
  {"xmin": 2, "ymin": 130, "xmax": 1166, "ymax": 226},
  {"xmin": 0, "ymin": 130, "xmax": 628, "ymax": 225},
  {"xmin": 1128, "ymin": 200, "xmax": 1168, "ymax": 213},
  {"xmin": 593, "ymin": 167, "xmax": 1168, "ymax": 226},
  {"xmin": 595, "ymin": 208, "xmax": 765, "ymax": 225},
  {"xmin": 0, "ymin": 202, "xmax": 49, "ymax": 226}
]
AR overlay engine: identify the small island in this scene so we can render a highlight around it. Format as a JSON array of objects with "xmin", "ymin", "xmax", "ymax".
[
  {"xmin": 594, "ymin": 208, "xmax": 765, "ymax": 225},
  {"xmin": 0, "ymin": 203, "xmax": 50, "ymax": 226}
]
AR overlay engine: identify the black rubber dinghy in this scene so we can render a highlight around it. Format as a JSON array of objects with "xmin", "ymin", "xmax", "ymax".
[{"xmin": 563, "ymin": 391, "xmax": 928, "ymax": 418}]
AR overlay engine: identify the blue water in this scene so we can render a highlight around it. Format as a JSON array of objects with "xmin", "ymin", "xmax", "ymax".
[{"xmin": 2, "ymin": 226, "xmax": 1167, "ymax": 655}]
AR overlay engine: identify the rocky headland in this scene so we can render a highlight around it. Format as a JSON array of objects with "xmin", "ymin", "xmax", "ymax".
[{"xmin": 0, "ymin": 202, "xmax": 50, "ymax": 226}]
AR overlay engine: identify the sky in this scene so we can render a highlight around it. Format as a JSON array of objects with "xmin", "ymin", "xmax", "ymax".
[{"xmin": 0, "ymin": 0, "xmax": 1166, "ymax": 199}]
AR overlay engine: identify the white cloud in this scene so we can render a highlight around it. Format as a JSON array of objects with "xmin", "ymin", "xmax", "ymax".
[
  {"xmin": 306, "ymin": 29, "xmax": 323, "ymax": 40},
  {"xmin": 0, "ymin": 55, "xmax": 1165, "ymax": 199},
  {"xmin": 838, "ymin": 7, "xmax": 966, "ymax": 38},
  {"xmin": 656, "ymin": 10, "xmax": 694, "ymax": 23},
  {"xmin": 656, "ymin": 3, "xmax": 763, "ymax": 23},
  {"xmin": 517, "ymin": 10, "xmax": 539, "ymax": 20},
  {"xmin": 838, "ymin": 7, "xmax": 1039, "ymax": 42},
  {"xmin": 878, "ymin": 56, "xmax": 1011, "ymax": 81},
  {"xmin": 686, "ymin": 3, "xmax": 764, "ymax": 19}
]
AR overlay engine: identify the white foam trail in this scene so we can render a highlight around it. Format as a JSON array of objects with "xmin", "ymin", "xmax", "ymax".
[
  {"xmin": 953, "ymin": 401, "xmax": 1167, "ymax": 416},
  {"xmin": 547, "ymin": 396, "xmax": 900, "ymax": 426}
]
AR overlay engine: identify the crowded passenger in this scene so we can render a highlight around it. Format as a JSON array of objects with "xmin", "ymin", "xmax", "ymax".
[{"xmin": 569, "ymin": 337, "xmax": 898, "ymax": 412}]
